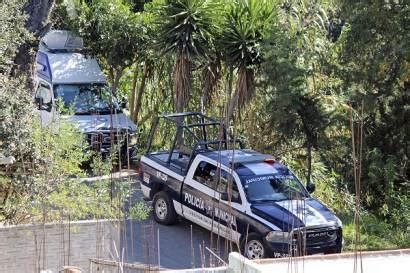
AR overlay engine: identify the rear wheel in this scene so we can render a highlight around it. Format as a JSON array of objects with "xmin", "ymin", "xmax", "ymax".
[
  {"xmin": 153, "ymin": 191, "xmax": 177, "ymax": 225},
  {"xmin": 241, "ymin": 233, "xmax": 268, "ymax": 259}
]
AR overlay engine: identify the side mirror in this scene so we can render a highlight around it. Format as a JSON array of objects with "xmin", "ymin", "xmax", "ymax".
[
  {"xmin": 35, "ymin": 97, "xmax": 44, "ymax": 110},
  {"xmin": 221, "ymin": 192, "xmax": 240, "ymax": 203},
  {"xmin": 306, "ymin": 183, "xmax": 316, "ymax": 193},
  {"xmin": 120, "ymin": 100, "xmax": 128, "ymax": 109}
]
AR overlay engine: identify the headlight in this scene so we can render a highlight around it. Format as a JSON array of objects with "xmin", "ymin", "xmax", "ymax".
[
  {"xmin": 265, "ymin": 231, "xmax": 291, "ymax": 243},
  {"xmin": 337, "ymin": 217, "xmax": 343, "ymax": 227},
  {"xmin": 128, "ymin": 134, "xmax": 138, "ymax": 146},
  {"xmin": 333, "ymin": 217, "xmax": 343, "ymax": 228}
]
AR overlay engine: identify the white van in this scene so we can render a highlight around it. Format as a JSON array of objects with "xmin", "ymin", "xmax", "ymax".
[{"xmin": 35, "ymin": 30, "xmax": 138, "ymax": 160}]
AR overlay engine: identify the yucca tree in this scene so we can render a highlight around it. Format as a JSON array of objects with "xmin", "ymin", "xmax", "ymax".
[
  {"xmin": 157, "ymin": 0, "xmax": 219, "ymax": 113},
  {"xmin": 219, "ymin": 0, "xmax": 276, "ymax": 120}
]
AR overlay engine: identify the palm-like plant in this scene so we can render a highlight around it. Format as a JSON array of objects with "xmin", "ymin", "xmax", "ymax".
[
  {"xmin": 219, "ymin": 0, "xmax": 276, "ymax": 119},
  {"xmin": 157, "ymin": 0, "xmax": 219, "ymax": 113}
]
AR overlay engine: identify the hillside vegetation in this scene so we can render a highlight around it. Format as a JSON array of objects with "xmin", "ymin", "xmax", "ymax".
[{"xmin": 1, "ymin": 0, "xmax": 409, "ymax": 251}]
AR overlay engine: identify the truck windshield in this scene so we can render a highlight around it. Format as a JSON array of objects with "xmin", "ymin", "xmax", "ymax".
[
  {"xmin": 241, "ymin": 174, "xmax": 309, "ymax": 202},
  {"xmin": 54, "ymin": 84, "xmax": 120, "ymax": 115}
]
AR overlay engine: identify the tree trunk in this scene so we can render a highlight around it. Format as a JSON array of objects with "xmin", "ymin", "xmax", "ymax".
[
  {"xmin": 132, "ymin": 63, "xmax": 149, "ymax": 124},
  {"xmin": 227, "ymin": 92, "xmax": 238, "ymax": 124},
  {"xmin": 224, "ymin": 67, "xmax": 234, "ymax": 126},
  {"xmin": 174, "ymin": 54, "xmax": 192, "ymax": 113},
  {"xmin": 306, "ymin": 143, "xmax": 312, "ymax": 185},
  {"xmin": 227, "ymin": 65, "xmax": 253, "ymax": 122},
  {"xmin": 129, "ymin": 65, "xmax": 139, "ymax": 117},
  {"xmin": 12, "ymin": 0, "xmax": 56, "ymax": 89},
  {"xmin": 111, "ymin": 68, "xmax": 123, "ymax": 96},
  {"xmin": 173, "ymin": 54, "xmax": 192, "ymax": 146}
]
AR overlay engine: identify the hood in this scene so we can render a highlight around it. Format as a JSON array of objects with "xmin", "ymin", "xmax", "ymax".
[
  {"xmin": 251, "ymin": 198, "xmax": 341, "ymax": 232},
  {"xmin": 67, "ymin": 113, "xmax": 137, "ymax": 133}
]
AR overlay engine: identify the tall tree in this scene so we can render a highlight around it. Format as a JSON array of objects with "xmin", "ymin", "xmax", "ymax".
[
  {"xmin": 78, "ymin": 0, "xmax": 147, "ymax": 95},
  {"xmin": 261, "ymin": 0, "xmax": 348, "ymax": 185},
  {"xmin": 157, "ymin": 0, "xmax": 218, "ymax": 113},
  {"xmin": 337, "ymin": 0, "xmax": 409, "ymax": 220},
  {"xmin": 219, "ymin": 0, "xmax": 276, "ymax": 120}
]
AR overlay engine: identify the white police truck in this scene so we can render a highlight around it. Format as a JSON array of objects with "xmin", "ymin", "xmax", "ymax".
[
  {"xmin": 140, "ymin": 113, "xmax": 343, "ymax": 259},
  {"xmin": 34, "ymin": 30, "xmax": 138, "ymax": 160}
]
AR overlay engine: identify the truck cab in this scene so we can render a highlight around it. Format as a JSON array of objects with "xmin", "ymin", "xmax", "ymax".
[
  {"xmin": 140, "ymin": 113, "xmax": 343, "ymax": 259},
  {"xmin": 34, "ymin": 30, "xmax": 138, "ymax": 160}
]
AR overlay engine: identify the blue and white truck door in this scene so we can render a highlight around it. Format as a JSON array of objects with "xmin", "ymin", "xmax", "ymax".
[
  {"xmin": 213, "ymin": 169, "xmax": 244, "ymax": 242},
  {"xmin": 181, "ymin": 157, "xmax": 221, "ymax": 233}
]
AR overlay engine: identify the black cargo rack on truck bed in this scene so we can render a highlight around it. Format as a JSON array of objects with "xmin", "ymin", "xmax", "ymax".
[{"xmin": 145, "ymin": 112, "xmax": 244, "ymax": 175}]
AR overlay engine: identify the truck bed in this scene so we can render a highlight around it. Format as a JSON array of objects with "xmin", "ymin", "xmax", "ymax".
[{"xmin": 148, "ymin": 150, "xmax": 190, "ymax": 176}]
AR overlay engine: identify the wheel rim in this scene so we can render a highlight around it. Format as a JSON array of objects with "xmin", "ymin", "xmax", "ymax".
[
  {"xmin": 246, "ymin": 240, "xmax": 265, "ymax": 259},
  {"xmin": 155, "ymin": 198, "xmax": 168, "ymax": 220}
]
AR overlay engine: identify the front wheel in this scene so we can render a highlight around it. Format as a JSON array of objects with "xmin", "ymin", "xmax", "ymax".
[
  {"xmin": 242, "ymin": 233, "xmax": 268, "ymax": 259},
  {"xmin": 153, "ymin": 191, "xmax": 177, "ymax": 225}
]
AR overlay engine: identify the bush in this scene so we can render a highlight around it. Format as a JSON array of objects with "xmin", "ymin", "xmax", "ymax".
[
  {"xmin": 342, "ymin": 212, "xmax": 410, "ymax": 251},
  {"xmin": 130, "ymin": 201, "xmax": 152, "ymax": 221}
]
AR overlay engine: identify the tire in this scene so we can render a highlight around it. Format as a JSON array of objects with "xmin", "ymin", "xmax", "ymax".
[
  {"xmin": 153, "ymin": 191, "xmax": 177, "ymax": 225},
  {"xmin": 241, "ymin": 233, "xmax": 268, "ymax": 259}
]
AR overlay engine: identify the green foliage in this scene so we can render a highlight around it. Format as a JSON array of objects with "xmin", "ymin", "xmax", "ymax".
[
  {"xmin": 129, "ymin": 201, "xmax": 152, "ymax": 221},
  {"xmin": 342, "ymin": 212, "xmax": 410, "ymax": 251},
  {"xmin": 31, "ymin": 121, "xmax": 90, "ymax": 177},
  {"xmin": 219, "ymin": 0, "xmax": 276, "ymax": 68},
  {"xmin": 0, "ymin": 78, "xmax": 34, "ymax": 158},
  {"xmin": 0, "ymin": 0, "xmax": 31, "ymax": 75},
  {"xmin": 337, "ymin": 0, "xmax": 409, "ymax": 224},
  {"xmin": 0, "ymin": 0, "xmax": 131, "ymax": 224},
  {"xmin": 78, "ymin": 0, "xmax": 147, "ymax": 71},
  {"xmin": 157, "ymin": 0, "xmax": 219, "ymax": 59},
  {"xmin": 155, "ymin": 0, "xmax": 220, "ymax": 112},
  {"xmin": 242, "ymin": 0, "xmax": 409, "ymax": 250},
  {"xmin": 280, "ymin": 149, "xmax": 355, "ymax": 214},
  {"xmin": 221, "ymin": 0, "xmax": 277, "ymax": 115},
  {"xmin": 32, "ymin": 0, "xmax": 409, "ymax": 251},
  {"xmin": 1, "ymin": 116, "xmax": 132, "ymax": 224}
]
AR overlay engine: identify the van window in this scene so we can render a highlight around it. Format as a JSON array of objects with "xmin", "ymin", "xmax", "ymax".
[{"xmin": 35, "ymin": 84, "xmax": 52, "ymax": 104}]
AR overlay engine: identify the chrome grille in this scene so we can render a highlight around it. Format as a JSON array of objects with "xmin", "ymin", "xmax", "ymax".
[
  {"xmin": 88, "ymin": 130, "xmax": 127, "ymax": 151},
  {"xmin": 292, "ymin": 226, "xmax": 339, "ymax": 246}
]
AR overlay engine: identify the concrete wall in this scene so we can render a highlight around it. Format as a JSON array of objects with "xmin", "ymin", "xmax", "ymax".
[
  {"xmin": 89, "ymin": 258, "xmax": 228, "ymax": 273},
  {"xmin": 228, "ymin": 249, "xmax": 410, "ymax": 273},
  {"xmin": 0, "ymin": 220, "xmax": 119, "ymax": 273}
]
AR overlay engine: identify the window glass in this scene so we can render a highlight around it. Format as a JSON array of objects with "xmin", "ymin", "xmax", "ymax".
[
  {"xmin": 54, "ymin": 84, "xmax": 119, "ymax": 114},
  {"xmin": 36, "ymin": 84, "xmax": 51, "ymax": 104},
  {"xmin": 193, "ymin": 161, "xmax": 217, "ymax": 189},
  {"xmin": 216, "ymin": 170, "xmax": 240, "ymax": 203},
  {"xmin": 193, "ymin": 161, "xmax": 241, "ymax": 203},
  {"xmin": 241, "ymin": 174, "xmax": 309, "ymax": 202}
]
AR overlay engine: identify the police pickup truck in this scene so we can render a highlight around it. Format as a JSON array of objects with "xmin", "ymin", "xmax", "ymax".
[{"xmin": 140, "ymin": 113, "xmax": 342, "ymax": 259}]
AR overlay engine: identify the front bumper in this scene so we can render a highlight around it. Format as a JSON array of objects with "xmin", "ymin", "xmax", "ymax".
[
  {"xmin": 264, "ymin": 227, "xmax": 343, "ymax": 258},
  {"xmin": 87, "ymin": 130, "xmax": 138, "ymax": 160}
]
